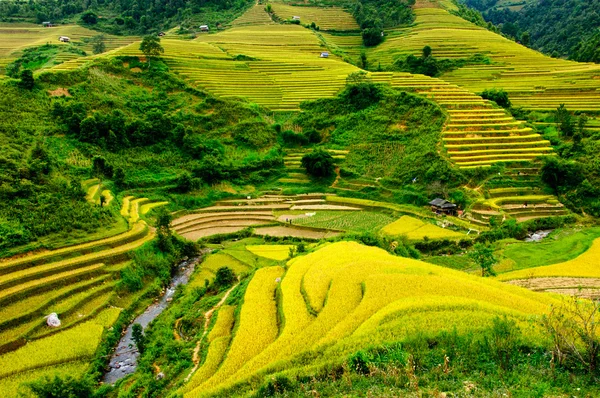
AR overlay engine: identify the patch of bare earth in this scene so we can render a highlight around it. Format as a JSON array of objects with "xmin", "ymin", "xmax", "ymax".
[
  {"xmin": 48, "ymin": 87, "xmax": 71, "ymax": 97},
  {"xmin": 507, "ymin": 277, "xmax": 600, "ymax": 298}
]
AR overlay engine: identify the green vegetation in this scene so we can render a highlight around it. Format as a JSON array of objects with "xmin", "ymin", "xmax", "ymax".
[
  {"xmin": 476, "ymin": 0, "xmax": 600, "ymax": 61},
  {"xmin": 0, "ymin": 0, "xmax": 254, "ymax": 35}
]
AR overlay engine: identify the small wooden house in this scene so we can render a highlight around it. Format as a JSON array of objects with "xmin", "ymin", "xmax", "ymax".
[
  {"xmin": 429, "ymin": 198, "xmax": 457, "ymax": 215},
  {"xmin": 42, "ymin": 21, "xmax": 53, "ymax": 27},
  {"xmin": 292, "ymin": 16, "xmax": 301, "ymax": 21},
  {"xmin": 158, "ymin": 31, "xmax": 166, "ymax": 37},
  {"xmin": 320, "ymin": 52, "xmax": 329, "ymax": 58},
  {"xmin": 199, "ymin": 25, "xmax": 209, "ymax": 32},
  {"xmin": 58, "ymin": 36, "xmax": 70, "ymax": 42}
]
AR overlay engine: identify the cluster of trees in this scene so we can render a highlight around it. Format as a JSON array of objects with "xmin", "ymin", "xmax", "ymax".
[
  {"xmin": 352, "ymin": 0, "xmax": 415, "ymax": 46},
  {"xmin": 464, "ymin": 0, "xmax": 600, "ymax": 62},
  {"xmin": 538, "ymin": 104, "xmax": 600, "ymax": 215},
  {"xmin": 394, "ymin": 46, "xmax": 492, "ymax": 77},
  {"xmin": 0, "ymin": 0, "xmax": 253, "ymax": 35}
]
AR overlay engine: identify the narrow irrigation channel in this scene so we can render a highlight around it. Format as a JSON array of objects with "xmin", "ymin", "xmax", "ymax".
[{"xmin": 103, "ymin": 255, "xmax": 205, "ymax": 384}]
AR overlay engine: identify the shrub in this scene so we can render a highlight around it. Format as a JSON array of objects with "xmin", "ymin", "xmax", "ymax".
[
  {"xmin": 301, "ymin": 149, "xmax": 335, "ymax": 177},
  {"xmin": 214, "ymin": 267, "xmax": 236, "ymax": 289},
  {"xmin": 480, "ymin": 88, "xmax": 511, "ymax": 108},
  {"xmin": 26, "ymin": 375, "xmax": 95, "ymax": 398},
  {"xmin": 19, "ymin": 69, "xmax": 35, "ymax": 90},
  {"xmin": 81, "ymin": 11, "xmax": 98, "ymax": 24},
  {"xmin": 362, "ymin": 28, "xmax": 383, "ymax": 46}
]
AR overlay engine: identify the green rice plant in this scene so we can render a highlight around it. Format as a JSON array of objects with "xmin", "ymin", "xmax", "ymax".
[{"xmin": 120, "ymin": 196, "xmax": 134, "ymax": 217}]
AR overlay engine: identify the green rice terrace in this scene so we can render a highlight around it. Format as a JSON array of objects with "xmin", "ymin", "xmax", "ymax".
[{"xmin": 2, "ymin": 0, "xmax": 600, "ymax": 396}]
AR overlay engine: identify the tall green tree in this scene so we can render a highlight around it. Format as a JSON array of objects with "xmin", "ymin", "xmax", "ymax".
[
  {"xmin": 18, "ymin": 69, "xmax": 34, "ymax": 90},
  {"xmin": 556, "ymin": 104, "xmax": 574, "ymax": 137},
  {"xmin": 139, "ymin": 36, "xmax": 164, "ymax": 65},
  {"xmin": 469, "ymin": 243, "xmax": 497, "ymax": 277},
  {"xmin": 91, "ymin": 35, "xmax": 106, "ymax": 54}
]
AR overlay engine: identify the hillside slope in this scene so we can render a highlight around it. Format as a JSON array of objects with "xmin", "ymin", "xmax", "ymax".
[{"xmin": 182, "ymin": 241, "xmax": 556, "ymax": 397}]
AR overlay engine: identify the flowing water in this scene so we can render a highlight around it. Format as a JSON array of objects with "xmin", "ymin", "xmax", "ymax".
[{"xmin": 102, "ymin": 255, "xmax": 203, "ymax": 384}]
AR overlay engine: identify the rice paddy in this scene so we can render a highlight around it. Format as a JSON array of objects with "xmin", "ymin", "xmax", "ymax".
[
  {"xmin": 183, "ymin": 241, "xmax": 558, "ymax": 396},
  {"xmin": 381, "ymin": 215, "xmax": 465, "ymax": 240},
  {"xmin": 368, "ymin": 2, "xmax": 600, "ymax": 113},
  {"xmin": 270, "ymin": 3, "xmax": 359, "ymax": 31},
  {"xmin": 0, "ymin": 212, "xmax": 154, "ymax": 393},
  {"xmin": 0, "ymin": 23, "xmax": 137, "ymax": 73}
]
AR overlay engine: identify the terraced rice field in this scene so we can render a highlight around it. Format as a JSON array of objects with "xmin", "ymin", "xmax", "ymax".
[
  {"xmin": 0, "ymin": 216, "xmax": 153, "ymax": 394},
  {"xmin": 285, "ymin": 210, "xmax": 395, "ymax": 232},
  {"xmin": 173, "ymin": 194, "xmax": 356, "ymax": 240},
  {"xmin": 246, "ymin": 245, "xmax": 294, "ymax": 261},
  {"xmin": 183, "ymin": 241, "xmax": 557, "ymax": 396},
  {"xmin": 0, "ymin": 23, "xmax": 137, "ymax": 72},
  {"xmin": 498, "ymin": 238, "xmax": 600, "ymax": 298},
  {"xmin": 381, "ymin": 215, "xmax": 464, "ymax": 240},
  {"xmin": 111, "ymin": 24, "xmax": 357, "ymax": 111},
  {"xmin": 270, "ymin": 3, "xmax": 359, "ymax": 31},
  {"xmin": 280, "ymin": 148, "xmax": 348, "ymax": 185},
  {"xmin": 370, "ymin": 2, "xmax": 600, "ymax": 112}
]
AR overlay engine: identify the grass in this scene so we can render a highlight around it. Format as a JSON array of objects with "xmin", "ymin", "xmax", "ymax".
[
  {"xmin": 498, "ymin": 235, "xmax": 600, "ymax": 281},
  {"xmin": 495, "ymin": 227, "xmax": 600, "ymax": 273}
]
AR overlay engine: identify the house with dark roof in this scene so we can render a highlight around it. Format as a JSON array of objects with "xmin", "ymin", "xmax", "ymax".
[{"xmin": 429, "ymin": 198, "xmax": 457, "ymax": 215}]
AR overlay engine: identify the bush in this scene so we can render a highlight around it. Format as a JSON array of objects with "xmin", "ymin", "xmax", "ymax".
[
  {"xmin": 214, "ymin": 267, "xmax": 236, "ymax": 289},
  {"xmin": 19, "ymin": 69, "xmax": 35, "ymax": 90},
  {"xmin": 362, "ymin": 28, "xmax": 383, "ymax": 47},
  {"xmin": 301, "ymin": 149, "xmax": 335, "ymax": 177},
  {"xmin": 81, "ymin": 11, "xmax": 98, "ymax": 24},
  {"xmin": 26, "ymin": 375, "xmax": 95, "ymax": 398},
  {"xmin": 480, "ymin": 88, "xmax": 511, "ymax": 108}
]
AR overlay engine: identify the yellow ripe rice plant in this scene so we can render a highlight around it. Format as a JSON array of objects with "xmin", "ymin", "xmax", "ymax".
[
  {"xmin": 183, "ymin": 306, "xmax": 235, "ymax": 393},
  {"xmin": 0, "ymin": 307, "xmax": 120, "ymax": 378},
  {"xmin": 498, "ymin": 237, "xmax": 600, "ymax": 281},
  {"xmin": 128, "ymin": 198, "xmax": 148, "ymax": 223},
  {"xmin": 381, "ymin": 215, "xmax": 464, "ymax": 240},
  {"xmin": 182, "ymin": 241, "xmax": 558, "ymax": 395},
  {"xmin": 202, "ymin": 253, "xmax": 252, "ymax": 278},
  {"xmin": 0, "ymin": 220, "xmax": 148, "ymax": 273},
  {"xmin": 140, "ymin": 201, "xmax": 169, "ymax": 215},
  {"xmin": 101, "ymin": 190, "xmax": 113, "ymax": 206},
  {"xmin": 0, "ymin": 360, "xmax": 88, "ymax": 398},
  {"xmin": 246, "ymin": 245, "xmax": 294, "ymax": 261},
  {"xmin": 120, "ymin": 196, "xmax": 134, "ymax": 217},
  {"xmin": 188, "ymin": 266, "xmax": 284, "ymax": 394}
]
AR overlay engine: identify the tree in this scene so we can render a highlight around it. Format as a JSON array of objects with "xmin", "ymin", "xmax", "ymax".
[
  {"xmin": 362, "ymin": 28, "xmax": 383, "ymax": 47},
  {"xmin": 114, "ymin": 167, "xmax": 126, "ymax": 189},
  {"xmin": 139, "ymin": 36, "xmax": 164, "ymax": 65},
  {"xmin": 422, "ymin": 45, "xmax": 432, "ymax": 58},
  {"xmin": 301, "ymin": 149, "xmax": 335, "ymax": 178},
  {"xmin": 520, "ymin": 31, "xmax": 530, "ymax": 46},
  {"xmin": 214, "ymin": 267, "xmax": 236, "ymax": 288},
  {"xmin": 18, "ymin": 69, "xmax": 34, "ymax": 90},
  {"xmin": 469, "ymin": 243, "xmax": 497, "ymax": 277},
  {"xmin": 346, "ymin": 71, "xmax": 370, "ymax": 85},
  {"xmin": 132, "ymin": 323, "xmax": 146, "ymax": 354},
  {"xmin": 91, "ymin": 35, "xmax": 106, "ymax": 54},
  {"xmin": 99, "ymin": 194, "xmax": 106, "ymax": 207},
  {"xmin": 556, "ymin": 104, "xmax": 574, "ymax": 137},
  {"xmin": 480, "ymin": 88, "xmax": 511, "ymax": 108},
  {"xmin": 81, "ymin": 11, "xmax": 98, "ymax": 24},
  {"xmin": 359, "ymin": 51, "xmax": 368, "ymax": 69}
]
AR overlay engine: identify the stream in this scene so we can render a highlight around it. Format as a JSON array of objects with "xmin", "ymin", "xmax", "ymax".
[
  {"xmin": 102, "ymin": 255, "xmax": 203, "ymax": 384},
  {"xmin": 525, "ymin": 230, "xmax": 554, "ymax": 242}
]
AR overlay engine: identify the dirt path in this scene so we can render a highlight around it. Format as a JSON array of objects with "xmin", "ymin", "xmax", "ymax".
[{"xmin": 184, "ymin": 281, "xmax": 240, "ymax": 382}]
